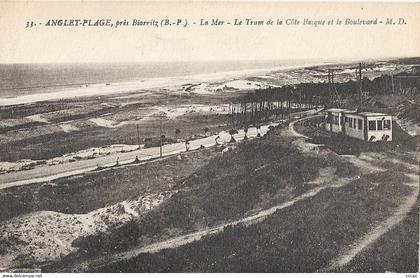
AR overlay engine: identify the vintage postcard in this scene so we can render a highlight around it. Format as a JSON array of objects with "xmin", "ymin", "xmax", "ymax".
[{"xmin": 0, "ymin": 1, "xmax": 419, "ymax": 276}]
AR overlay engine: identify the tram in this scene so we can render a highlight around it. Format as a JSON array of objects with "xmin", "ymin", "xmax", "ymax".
[{"xmin": 324, "ymin": 108, "xmax": 392, "ymax": 142}]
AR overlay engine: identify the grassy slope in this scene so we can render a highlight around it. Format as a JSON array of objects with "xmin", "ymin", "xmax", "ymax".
[
  {"xmin": 0, "ymin": 149, "xmax": 216, "ymax": 222},
  {"xmin": 342, "ymin": 205, "xmax": 419, "ymax": 273},
  {"xmin": 85, "ymin": 121, "xmax": 418, "ymax": 273},
  {"xmin": 96, "ymin": 170, "xmax": 415, "ymax": 273},
  {"xmin": 44, "ymin": 126, "xmax": 362, "ymax": 271}
]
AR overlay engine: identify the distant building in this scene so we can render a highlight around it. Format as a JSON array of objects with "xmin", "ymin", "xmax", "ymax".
[{"xmin": 324, "ymin": 108, "xmax": 392, "ymax": 142}]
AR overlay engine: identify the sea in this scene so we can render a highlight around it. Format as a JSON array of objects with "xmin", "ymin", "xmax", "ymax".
[{"xmin": 0, "ymin": 60, "xmax": 315, "ymax": 98}]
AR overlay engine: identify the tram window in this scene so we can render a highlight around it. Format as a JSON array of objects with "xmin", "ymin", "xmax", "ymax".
[
  {"xmin": 369, "ymin": 120, "xmax": 376, "ymax": 131},
  {"xmin": 349, "ymin": 118, "xmax": 353, "ymax": 128},
  {"xmin": 377, "ymin": 120, "xmax": 383, "ymax": 130},
  {"xmin": 345, "ymin": 117, "xmax": 348, "ymax": 123},
  {"xmin": 353, "ymin": 119, "xmax": 357, "ymax": 129},
  {"xmin": 384, "ymin": 120, "xmax": 391, "ymax": 130},
  {"xmin": 358, "ymin": 119, "xmax": 362, "ymax": 130}
]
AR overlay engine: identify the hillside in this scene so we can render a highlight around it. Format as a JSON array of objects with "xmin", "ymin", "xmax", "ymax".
[{"xmin": 39, "ymin": 116, "xmax": 419, "ymax": 273}]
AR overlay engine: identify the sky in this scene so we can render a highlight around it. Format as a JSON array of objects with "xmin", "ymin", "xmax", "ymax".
[{"xmin": 0, "ymin": 1, "xmax": 419, "ymax": 64}]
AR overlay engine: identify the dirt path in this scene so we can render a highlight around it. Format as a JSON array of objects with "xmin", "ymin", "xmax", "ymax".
[
  {"xmin": 289, "ymin": 116, "xmax": 420, "ymax": 272},
  {"xmin": 71, "ymin": 174, "xmax": 356, "ymax": 272}
]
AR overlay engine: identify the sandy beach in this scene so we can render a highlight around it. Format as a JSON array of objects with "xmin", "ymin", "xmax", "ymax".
[{"xmin": 0, "ymin": 63, "xmax": 321, "ymax": 106}]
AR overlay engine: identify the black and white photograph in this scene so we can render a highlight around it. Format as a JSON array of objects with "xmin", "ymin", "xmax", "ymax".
[{"xmin": 0, "ymin": 1, "xmax": 419, "ymax": 275}]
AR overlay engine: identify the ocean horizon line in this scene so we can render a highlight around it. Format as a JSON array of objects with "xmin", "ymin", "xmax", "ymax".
[
  {"xmin": 0, "ymin": 62, "xmax": 324, "ymax": 106},
  {"xmin": 0, "ymin": 55, "xmax": 409, "ymax": 66}
]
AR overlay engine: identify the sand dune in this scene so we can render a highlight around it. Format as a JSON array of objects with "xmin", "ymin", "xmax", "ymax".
[{"xmin": 0, "ymin": 191, "xmax": 174, "ymax": 268}]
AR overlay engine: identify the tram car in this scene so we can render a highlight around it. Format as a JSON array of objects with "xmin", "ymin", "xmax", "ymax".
[{"xmin": 324, "ymin": 108, "xmax": 392, "ymax": 142}]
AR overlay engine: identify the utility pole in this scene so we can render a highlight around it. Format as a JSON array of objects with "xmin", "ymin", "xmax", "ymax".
[
  {"xmin": 358, "ymin": 63, "xmax": 363, "ymax": 107},
  {"xmin": 159, "ymin": 113, "xmax": 163, "ymax": 158},
  {"xmin": 136, "ymin": 124, "xmax": 141, "ymax": 149},
  {"xmin": 391, "ymin": 72, "xmax": 395, "ymax": 94},
  {"xmin": 230, "ymin": 102, "xmax": 236, "ymax": 129},
  {"xmin": 328, "ymin": 69, "xmax": 337, "ymax": 107},
  {"xmin": 328, "ymin": 69, "xmax": 331, "ymax": 106}
]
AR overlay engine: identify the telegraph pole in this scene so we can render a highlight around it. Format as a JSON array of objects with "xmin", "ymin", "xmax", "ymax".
[
  {"xmin": 391, "ymin": 72, "xmax": 395, "ymax": 94},
  {"xmin": 328, "ymin": 69, "xmax": 337, "ymax": 107},
  {"xmin": 136, "ymin": 113, "xmax": 165, "ymax": 158},
  {"xmin": 328, "ymin": 69, "xmax": 331, "ymax": 106},
  {"xmin": 136, "ymin": 124, "xmax": 141, "ymax": 149},
  {"xmin": 159, "ymin": 113, "xmax": 163, "ymax": 158}
]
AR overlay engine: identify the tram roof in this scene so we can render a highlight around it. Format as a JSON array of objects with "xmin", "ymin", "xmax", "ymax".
[
  {"xmin": 357, "ymin": 112, "xmax": 390, "ymax": 117},
  {"xmin": 324, "ymin": 108, "xmax": 390, "ymax": 118},
  {"xmin": 324, "ymin": 108, "xmax": 354, "ymax": 113}
]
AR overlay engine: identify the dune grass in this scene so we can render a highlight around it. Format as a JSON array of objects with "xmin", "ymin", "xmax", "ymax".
[{"xmin": 96, "ymin": 170, "xmax": 415, "ymax": 273}]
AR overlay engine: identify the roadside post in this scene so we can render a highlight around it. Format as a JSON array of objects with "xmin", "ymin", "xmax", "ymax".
[
  {"xmin": 136, "ymin": 124, "xmax": 141, "ymax": 150},
  {"xmin": 159, "ymin": 113, "xmax": 163, "ymax": 157}
]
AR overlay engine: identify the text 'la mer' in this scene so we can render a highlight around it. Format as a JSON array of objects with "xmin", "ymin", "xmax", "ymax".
[{"xmin": 200, "ymin": 18, "xmax": 266, "ymax": 26}]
